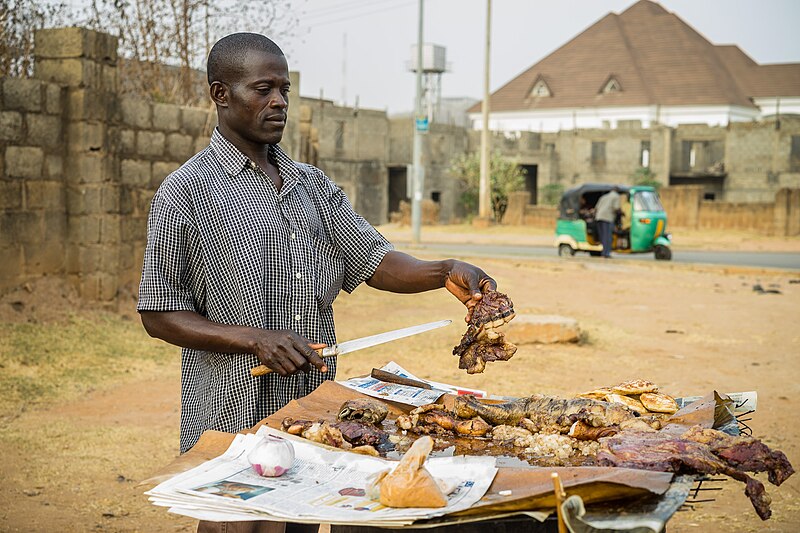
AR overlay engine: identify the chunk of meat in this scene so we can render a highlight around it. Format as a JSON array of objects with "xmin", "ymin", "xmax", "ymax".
[
  {"xmin": 598, "ymin": 426, "xmax": 795, "ymax": 520},
  {"xmin": 452, "ymin": 290, "xmax": 517, "ymax": 374},
  {"xmin": 338, "ymin": 398, "xmax": 389, "ymax": 425}
]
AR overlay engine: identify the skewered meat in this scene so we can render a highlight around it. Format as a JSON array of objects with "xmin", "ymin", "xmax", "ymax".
[
  {"xmin": 452, "ymin": 290, "xmax": 517, "ymax": 374},
  {"xmin": 454, "ymin": 394, "xmax": 636, "ymax": 430},
  {"xmin": 598, "ymin": 426, "xmax": 795, "ymax": 520},
  {"xmin": 338, "ymin": 398, "xmax": 388, "ymax": 424}
]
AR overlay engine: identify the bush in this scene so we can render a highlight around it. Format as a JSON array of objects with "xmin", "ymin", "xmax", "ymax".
[{"xmin": 450, "ymin": 151, "xmax": 526, "ymax": 223}]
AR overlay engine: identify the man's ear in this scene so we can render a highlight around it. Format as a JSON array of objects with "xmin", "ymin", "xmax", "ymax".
[{"xmin": 209, "ymin": 81, "xmax": 228, "ymax": 107}]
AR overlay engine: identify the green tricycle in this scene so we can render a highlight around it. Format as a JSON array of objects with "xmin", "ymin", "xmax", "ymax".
[{"xmin": 554, "ymin": 183, "xmax": 672, "ymax": 260}]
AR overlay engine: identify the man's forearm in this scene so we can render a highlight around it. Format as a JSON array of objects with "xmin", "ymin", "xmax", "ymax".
[
  {"xmin": 366, "ymin": 251, "xmax": 454, "ymax": 293},
  {"xmin": 140, "ymin": 310, "xmax": 256, "ymax": 354}
]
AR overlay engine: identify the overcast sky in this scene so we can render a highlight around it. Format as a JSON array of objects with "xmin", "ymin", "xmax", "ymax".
[{"xmin": 284, "ymin": 0, "xmax": 800, "ymax": 115}]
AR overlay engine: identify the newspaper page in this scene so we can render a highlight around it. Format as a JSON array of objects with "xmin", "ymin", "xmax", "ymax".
[
  {"xmin": 147, "ymin": 426, "xmax": 498, "ymax": 525},
  {"xmin": 336, "ymin": 361, "xmax": 486, "ymax": 406}
]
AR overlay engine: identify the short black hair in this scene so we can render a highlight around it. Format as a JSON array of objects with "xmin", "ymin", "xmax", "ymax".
[{"xmin": 207, "ymin": 33, "xmax": 284, "ymax": 85}]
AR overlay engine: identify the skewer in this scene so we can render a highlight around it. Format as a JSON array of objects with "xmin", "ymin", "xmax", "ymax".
[{"xmin": 551, "ymin": 472, "xmax": 568, "ymax": 533}]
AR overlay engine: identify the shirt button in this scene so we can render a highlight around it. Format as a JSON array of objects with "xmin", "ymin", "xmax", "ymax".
[
  {"xmin": 290, "ymin": 232, "xmax": 296, "ymax": 240},
  {"xmin": 295, "ymin": 272, "xmax": 302, "ymax": 279},
  {"xmin": 294, "ymin": 314, "xmax": 301, "ymax": 321}
]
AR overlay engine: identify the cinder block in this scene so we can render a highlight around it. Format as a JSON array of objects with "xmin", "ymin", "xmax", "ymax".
[
  {"xmin": 299, "ymin": 105, "xmax": 313, "ymax": 122},
  {"xmin": 5, "ymin": 146, "xmax": 44, "ymax": 179},
  {"xmin": 505, "ymin": 314, "xmax": 581, "ymax": 344},
  {"xmin": 66, "ymin": 121, "xmax": 105, "ymax": 152},
  {"xmin": 68, "ymin": 88, "xmax": 111, "ymax": 121},
  {"xmin": 45, "ymin": 83, "xmax": 63, "ymax": 115},
  {"xmin": 137, "ymin": 131, "xmax": 165, "ymax": 157},
  {"xmin": 65, "ymin": 153, "xmax": 108, "ymax": 184},
  {"xmin": 120, "ymin": 216, "xmax": 145, "ymax": 243},
  {"xmin": 100, "ymin": 216, "xmax": 121, "ymax": 245},
  {"xmin": 44, "ymin": 211, "xmax": 67, "ymax": 241},
  {"xmin": 0, "ymin": 112, "xmax": 23, "ymax": 142},
  {"xmin": 0, "ymin": 245, "xmax": 24, "ymax": 283},
  {"xmin": 117, "ymin": 129, "xmax": 136, "ymax": 155},
  {"xmin": 194, "ymin": 136, "xmax": 210, "ymax": 153},
  {"xmin": 67, "ymin": 214, "xmax": 102, "ymax": 244},
  {"xmin": 3, "ymin": 78, "xmax": 43, "ymax": 111},
  {"xmin": 44, "ymin": 154, "xmax": 63, "ymax": 179},
  {"xmin": 0, "ymin": 180, "xmax": 22, "ymax": 209},
  {"xmin": 134, "ymin": 189, "xmax": 155, "ymax": 215},
  {"xmin": 120, "ymin": 98, "xmax": 151, "ymax": 128},
  {"xmin": 5, "ymin": 211, "xmax": 45, "ymax": 244},
  {"xmin": 153, "ymin": 103, "xmax": 181, "ymax": 131},
  {"xmin": 166, "ymin": 133, "xmax": 194, "ymax": 160},
  {"xmin": 66, "ymin": 185, "xmax": 101, "ymax": 215},
  {"xmin": 25, "ymin": 181, "xmax": 65, "ymax": 210},
  {"xmin": 24, "ymin": 241, "xmax": 66, "ymax": 275},
  {"xmin": 181, "ymin": 106, "xmax": 211, "ymax": 135},
  {"xmin": 120, "ymin": 159, "xmax": 151, "ymax": 187},
  {"xmin": 26, "ymin": 114, "xmax": 63, "ymax": 148},
  {"xmin": 34, "ymin": 27, "xmax": 118, "ymax": 61},
  {"xmin": 152, "ymin": 161, "xmax": 180, "ymax": 187},
  {"xmin": 36, "ymin": 58, "xmax": 98, "ymax": 87}
]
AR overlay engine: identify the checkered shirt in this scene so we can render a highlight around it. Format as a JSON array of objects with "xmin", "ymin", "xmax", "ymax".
[{"xmin": 138, "ymin": 129, "xmax": 393, "ymax": 453}]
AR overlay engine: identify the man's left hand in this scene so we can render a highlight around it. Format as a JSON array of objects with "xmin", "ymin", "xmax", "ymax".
[{"xmin": 444, "ymin": 261, "xmax": 497, "ymax": 322}]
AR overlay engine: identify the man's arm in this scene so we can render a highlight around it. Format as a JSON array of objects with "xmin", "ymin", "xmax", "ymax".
[
  {"xmin": 139, "ymin": 310, "xmax": 327, "ymax": 376},
  {"xmin": 366, "ymin": 250, "xmax": 496, "ymax": 322}
]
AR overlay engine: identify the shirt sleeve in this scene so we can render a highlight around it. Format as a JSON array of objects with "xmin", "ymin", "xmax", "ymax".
[
  {"xmin": 307, "ymin": 167, "xmax": 394, "ymax": 294},
  {"xmin": 137, "ymin": 189, "xmax": 198, "ymax": 312}
]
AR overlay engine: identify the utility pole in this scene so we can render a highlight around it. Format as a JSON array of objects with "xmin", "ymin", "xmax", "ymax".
[
  {"xmin": 411, "ymin": 0, "xmax": 425, "ymax": 244},
  {"xmin": 478, "ymin": 0, "xmax": 492, "ymax": 221}
]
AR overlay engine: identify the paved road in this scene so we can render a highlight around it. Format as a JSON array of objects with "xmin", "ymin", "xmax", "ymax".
[{"xmin": 392, "ymin": 241, "xmax": 800, "ymax": 270}]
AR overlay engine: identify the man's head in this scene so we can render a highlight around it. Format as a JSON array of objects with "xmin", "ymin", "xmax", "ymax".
[{"xmin": 207, "ymin": 33, "xmax": 290, "ymax": 147}]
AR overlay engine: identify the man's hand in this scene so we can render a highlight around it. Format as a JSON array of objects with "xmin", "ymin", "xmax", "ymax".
[
  {"xmin": 443, "ymin": 261, "xmax": 497, "ymax": 323},
  {"xmin": 251, "ymin": 330, "xmax": 328, "ymax": 376}
]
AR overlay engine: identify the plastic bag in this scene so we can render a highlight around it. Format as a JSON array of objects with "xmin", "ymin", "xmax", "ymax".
[{"xmin": 376, "ymin": 436, "xmax": 448, "ymax": 508}]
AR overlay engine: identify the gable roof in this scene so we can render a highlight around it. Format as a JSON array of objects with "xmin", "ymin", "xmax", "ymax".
[{"xmin": 470, "ymin": 0, "xmax": 800, "ymax": 114}]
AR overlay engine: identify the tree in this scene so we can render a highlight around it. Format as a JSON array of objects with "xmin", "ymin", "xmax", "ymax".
[
  {"xmin": 0, "ymin": 0, "xmax": 70, "ymax": 78},
  {"xmin": 450, "ymin": 151, "xmax": 526, "ymax": 223},
  {"xmin": 631, "ymin": 167, "xmax": 661, "ymax": 190},
  {"xmin": 82, "ymin": 0, "xmax": 300, "ymax": 105}
]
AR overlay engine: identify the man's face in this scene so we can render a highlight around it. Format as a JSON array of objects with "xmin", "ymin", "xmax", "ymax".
[{"xmin": 220, "ymin": 49, "xmax": 290, "ymax": 146}]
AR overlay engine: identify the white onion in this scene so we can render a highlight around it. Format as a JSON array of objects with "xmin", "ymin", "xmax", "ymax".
[{"xmin": 247, "ymin": 435, "xmax": 295, "ymax": 477}]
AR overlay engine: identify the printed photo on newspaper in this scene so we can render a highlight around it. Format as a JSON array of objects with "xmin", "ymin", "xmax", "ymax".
[{"xmin": 147, "ymin": 425, "xmax": 498, "ymax": 525}]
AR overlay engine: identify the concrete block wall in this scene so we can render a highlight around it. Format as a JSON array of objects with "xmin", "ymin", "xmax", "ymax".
[{"xmin": 0, "ymin": 77, "xmax": 67, "ymax": 291}]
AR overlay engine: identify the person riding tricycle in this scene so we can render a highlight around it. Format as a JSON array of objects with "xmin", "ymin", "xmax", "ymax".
[{"xmin": 554, "ymin": 183, "xmax": 672, "ymax": 260}]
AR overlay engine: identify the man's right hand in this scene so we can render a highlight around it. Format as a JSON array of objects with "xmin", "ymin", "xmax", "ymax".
[
  {"xmin": 140, "ymin": 310, "xmax": 328, "ymax": 376},
  {"xmin": 251, "ymin": 330, "xmax": 328, "ymax": 376}
]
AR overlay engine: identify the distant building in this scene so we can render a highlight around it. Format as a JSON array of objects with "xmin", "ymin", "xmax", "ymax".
[{"xmin": 468, "ymin": 0, "xmax": 800, "ymax": 132}]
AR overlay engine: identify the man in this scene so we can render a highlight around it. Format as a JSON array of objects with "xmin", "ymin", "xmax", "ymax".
[
  {"xmin": 594, "ymin": 186, "xmax": 621, "ymax": 258},
  {"xmin": 137, "ymin": 33, "xmax": 498, "ymax": 533}
]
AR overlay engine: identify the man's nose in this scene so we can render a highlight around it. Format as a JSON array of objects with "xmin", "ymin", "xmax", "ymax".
[{"xmin": 270, "ymin": 92, "xmax": 288, "ymax": 108}]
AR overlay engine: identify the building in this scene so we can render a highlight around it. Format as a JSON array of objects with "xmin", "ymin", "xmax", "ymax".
[{"xmin": 468, "ymin": 0, "xmax": 800, "ymax": 133}]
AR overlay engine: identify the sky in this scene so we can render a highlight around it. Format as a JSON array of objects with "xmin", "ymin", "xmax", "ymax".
[{"xmin": 283, "ymin": 0, "xmax": 800, "ymax": 115}]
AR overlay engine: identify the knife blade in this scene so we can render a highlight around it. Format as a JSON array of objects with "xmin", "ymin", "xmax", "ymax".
[{"xmin": 250, "ymin": 319, "xmax": 452, "ymax": 376}]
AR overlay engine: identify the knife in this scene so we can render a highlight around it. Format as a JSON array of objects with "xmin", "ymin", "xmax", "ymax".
[{"xmin": 250, "ymin": 319, "xmax": 452, "ymax": 376}]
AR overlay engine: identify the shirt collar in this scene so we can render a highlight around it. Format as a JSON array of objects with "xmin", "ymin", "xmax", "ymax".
[{"xmin": 209, "ymin": 129, "xmax": 300, "ymax": 191}]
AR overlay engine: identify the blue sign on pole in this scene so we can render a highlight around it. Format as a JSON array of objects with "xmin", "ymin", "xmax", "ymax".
[{"xmin": 415, "ymin": 116, "xmax": 429, "ymax": 133}]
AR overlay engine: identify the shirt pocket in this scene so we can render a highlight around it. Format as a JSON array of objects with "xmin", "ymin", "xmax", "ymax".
[{"xmin": 312, "ymin": 238, "xmax": 345, "ymax": 309}]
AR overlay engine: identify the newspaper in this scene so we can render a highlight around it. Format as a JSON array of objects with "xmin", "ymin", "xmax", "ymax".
[
  {"xmin": 337, "ymin": 361, "xmax": 487, "ymax": 406},
  {"xmin": 147, "ymin": 425, "xmax": 497, "ymax": 525},
  {"xmin": 675, "ymin": 391, "xmax": 757, "ymax": 413}
]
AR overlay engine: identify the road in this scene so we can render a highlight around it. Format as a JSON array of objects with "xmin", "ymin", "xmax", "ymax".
[{"xmin": 393, "ymin": 241, "xmax": 800, "ymax": 270}]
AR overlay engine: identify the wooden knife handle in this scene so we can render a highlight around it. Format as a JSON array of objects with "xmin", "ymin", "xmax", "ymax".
[
  {"xmin": 250, "ymin": 348, "xmax": 330, "ymax": 377},
  {"xmin": 370, "ymin": 368, "xmax": 432, "ymax": 389}
]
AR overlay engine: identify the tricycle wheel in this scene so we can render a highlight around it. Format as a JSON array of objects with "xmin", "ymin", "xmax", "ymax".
[
  {"xmin": 558, "ymin": 244, "xmax": 575, "ymax": 257},
  {"xmin": 654, "ymin": 245, "xmax": 672, "ymax": 261},
  {"xmin": 589, "ymin": 250, "xmax": 602, "ymax": 257}
]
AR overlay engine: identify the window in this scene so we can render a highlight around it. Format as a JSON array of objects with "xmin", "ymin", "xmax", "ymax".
[
  {"xmin": 591, "ymin": 141, "xmax": 606, "ymax": 168},
  {"xmin": 633, "ymin": 191, "xmax": 664, "ymax": 212},
  {"xmin": 601, "ymin": 76, "xmax": 622, "ymax": 94},
  {"xmin": 530, "ymin": 77, "xmax": 551, "ymax": 98},
  {"xmin": 431, "ymin": 191, "xmax": 441, "ymax": 203},
  {"xmin": 335, "ymin": 121, "xmax": 345, "ymax": 153},
  {"xmin": 791, "ymin": 135, "xmax": 800, "ymax": 172},
  {"xmin": 640, "ymin": 141, "xmax": 651, "ymax": 168}
]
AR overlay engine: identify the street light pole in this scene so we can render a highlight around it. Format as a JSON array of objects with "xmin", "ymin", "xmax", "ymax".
[
  {"xmin": 478, "ymin": 0, "xmax": 492, "ymax": 221},
  {"xmin": 411, "ymin": 0, "xmax": 424, "ymax": 244}
]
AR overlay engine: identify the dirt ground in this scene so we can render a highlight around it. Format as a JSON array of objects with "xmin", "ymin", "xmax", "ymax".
[{"xmin": 1, "ymin": 226, "xmax": 799, "ymax": 532}]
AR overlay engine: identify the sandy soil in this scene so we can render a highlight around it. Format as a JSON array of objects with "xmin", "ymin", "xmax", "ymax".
[{"xmin": 1, "ymin": 227, "xmax": 799, "ymax": 532}]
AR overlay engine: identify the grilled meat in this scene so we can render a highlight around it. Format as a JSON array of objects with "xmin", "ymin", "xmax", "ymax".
[
  {"xmin": 281, "ymin": 417, "xmax": 394, "ymax": 453},
  {"xmin": 338, "ymin": 398, "xmax": 389, "ymax": 425},
  {"xmin": 454, "ymin": 394, "xmax": 636, "ymax": 430},
  {"xmin": 452, "ymin": 290, "xmax": 517, "ymax": 374},
  {"xmin": 598, "ymin": 426, "xmax": 795, "ymax": 520},
  {"xmin": 396, "ymin": 404, "xmax": 491, "ymax": 437}
]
